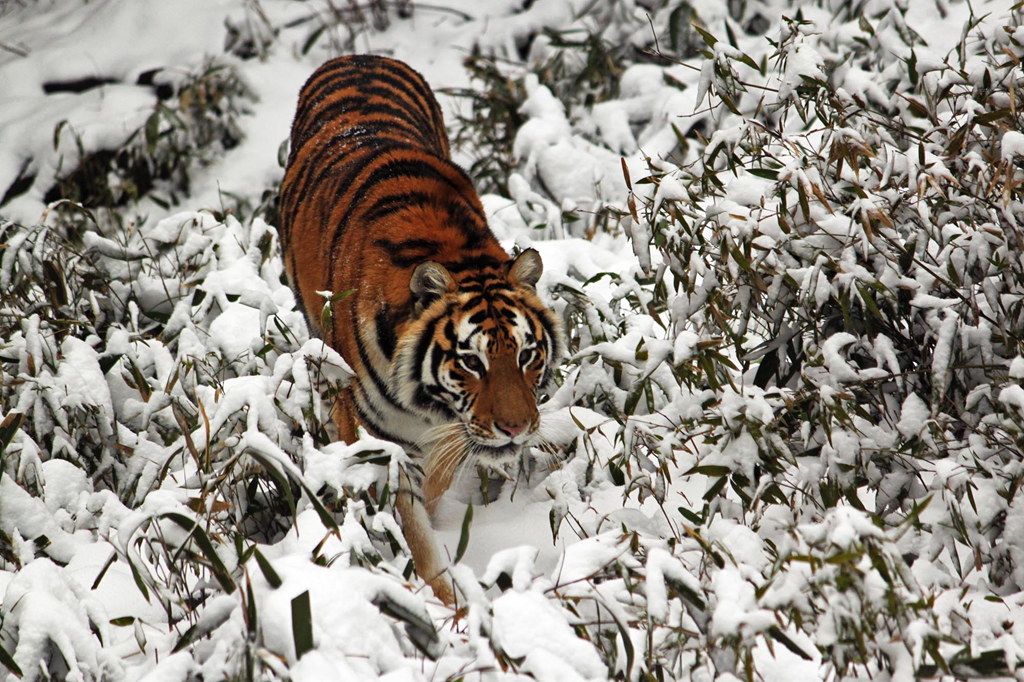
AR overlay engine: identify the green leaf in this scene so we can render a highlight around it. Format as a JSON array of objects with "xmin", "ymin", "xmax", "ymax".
[
  {"xmin": 686, "ymin": 464, "xmax": 732, "ymax": 477},
  {"xmin": 858, "ymin": 15, "xmax": 874, "ymax": 36},
  {"xmin": 767, "ymin": 627, "xmax": 814, "ymax": 660},
  {"xmin": 623, "ymin": 381, "xmax": 645, "ymax": 415},
  {"xmin": 703, "ymin": 475, "xmax": 728, "ymax": 501},
  {"xmin": 678, "ymin": 506, "xmax": 704, "ymax": 525},
  {"xmin": 253, "ymin": 549, "xmax": 282, "ymax": 589},
  {"xmin": 825, "ymin": 550, "xmax": 862, "ymax": 565},
  {"xmin": 90, "ymin": 550, "xmax": 118, "ymax": 590},
  {"xmin": 0, "ymin": 641, "xmax": 22, "ymax": 679},
  {"xmin": 277, "ymin": 138, "xmax": 290, "ymax": 169},
  {"xmin": 245, "ymin": 575, "xmax": 259, "ymax": 637},
  {"xmin": 975, "ymin": 108, "xmax": 1009, "ymax": 125},
  {"xmin": 371, "ymin": 591, "xmax": 440, "ymax": 659},
  {"xmin": 52, "ymin": 119, "xmax": 69, "ymax": 150},
  {"xmin": 291, "ymin": 591, "xmax": 314, "ymax": 659},
  {"xmin": 856, "ymin": 283, "xmax": 884, "ymax": 321},
  {"xmin": 665, "ymin": 572, "xmax": 706, "ymax": 609},
  {"xmin": 172, "ymin": 622, "xmax": 200, "ymax": 654},
  {"xmin": 693, "ymin": 23, "xmax": 718, "ymax": 48},
  {"xmin": 329, "ymin": 289, "xmax": 356, "ymax": 303},
  {"xmin": 144, "ymin": 111, "xmax": 161, "ymax": 154},
  {"xmin": 0, "ymin": 411, "xmax": 25, "ymax": 455},
  {"xmin": 127, "ymin": 558, "xmax": 150, "ymax": 601},
  {"xmin": 301, "ymin": 26, "xmax": 326, "ymax": 55},
  {"xmin": 747, "ymin": 168, "xmax": 778, "ymax": 180},
  {"xmin": 454, "ymin": 504, "xmax": 473, "ymax": 564}
]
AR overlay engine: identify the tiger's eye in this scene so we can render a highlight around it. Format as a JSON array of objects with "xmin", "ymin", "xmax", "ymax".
[
  {"xmin": 518, "ymin": 348, "xmax": 534, "ymax": 368},
  {"xmin": 460, "ymin": 354, "xmax": 484, "ymax": 375}
]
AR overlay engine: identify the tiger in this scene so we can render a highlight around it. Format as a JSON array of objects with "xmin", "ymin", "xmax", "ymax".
[{"xmin": 278, "ymin": 54, "xmax": 563, "ymax": 605}]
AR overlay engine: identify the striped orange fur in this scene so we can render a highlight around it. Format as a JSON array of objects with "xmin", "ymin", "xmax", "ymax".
[{"xmin": 279, "ymin": 55, "xmax": 562, "ymax": 604}]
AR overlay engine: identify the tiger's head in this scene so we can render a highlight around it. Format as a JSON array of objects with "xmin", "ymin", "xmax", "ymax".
[{"xmin": 392, "ymin": 248, "xmax": 562, "ymax": 468}]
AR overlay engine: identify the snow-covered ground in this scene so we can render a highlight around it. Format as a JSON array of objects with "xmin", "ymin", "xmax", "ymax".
[{"xmin": 2, "ymin": 0, "xmax": 1024, "ymax": 680}]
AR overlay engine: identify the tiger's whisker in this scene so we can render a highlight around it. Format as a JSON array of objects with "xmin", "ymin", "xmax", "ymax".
[
  {"xmin": 530, "ymin": 437, "xmax": 564, "ymax": 472},
  {"xmin": 418, "ymin": 422, "xmax": 463, "ymax": 449}
]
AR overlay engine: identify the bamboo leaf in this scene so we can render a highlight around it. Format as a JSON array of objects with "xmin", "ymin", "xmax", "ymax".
[
  {"xmin": 0, "ymin": 411, "xmax": 25, "ymax": 454},
  {"xmin": 253, "ymin": 548, "xmax": 283, "ymax": 589},
  {"xmin": 371, "ymin": 591, "xmax": 440, "ymax": 660},
  {"xmin": 0, "ymin": 642, "xmax": 22, "ymax": 679},
  {"xmin": 454, "ymin": 504, "xmax": 473, "ymax": 564},
  {"xmin": 161, "ymin": 512, "xmax": 236, "ymax": 593},
  {"xmin": 767, "ymin": 627, "xmax": 814, "ymax": 660},
  {"xmin": 291, "ymin": 590, "xmax": 314, "ymax": 659}
]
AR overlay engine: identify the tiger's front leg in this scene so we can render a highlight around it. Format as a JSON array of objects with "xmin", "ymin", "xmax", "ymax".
[
  {"xmin": 330, "ymin": 388, "xmax": 360, "ymax": 444},
  {"xmin": 396, "ymin": 468, "xmax": 455, "ymax": 605},
  {"xmin": 334, "ymin": 394, "xmax": 455, "ymax": 603}
]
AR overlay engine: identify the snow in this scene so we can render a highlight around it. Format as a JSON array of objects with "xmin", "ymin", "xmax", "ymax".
[
  {"xmin": 1002, "ymin": 131, "xmax": 1024, "ymax": 163},
  {"xmin": 3, "ymin": 559, "xmax": 125, "ymax": 682},
  {"xmin": 710, "ymin": 567, "xmax": 774, "ymax": 637},
  {"xmin": 820, "ymin": 332, "xmax": 860, "ymax": 383},
  {"xmin": 896, "ymin": 393, "xmax": 930, "ymax": 440},
  {"xmin": 491, "ymin": 590, "xmax": 606, "ymax": 681}
]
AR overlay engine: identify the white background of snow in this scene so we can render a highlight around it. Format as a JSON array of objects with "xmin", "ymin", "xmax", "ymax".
[{"xmin": 1, "ymin": 0, "xmax": 1022, "ymax": 680}]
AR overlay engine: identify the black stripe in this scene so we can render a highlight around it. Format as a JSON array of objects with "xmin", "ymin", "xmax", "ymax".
[
  {"xmin": 447, "ymin": 202, "xmax": 488, "ymax": 245},
  {"xmin": 284, "ymin": 249, "xmax": 319, "ymax": 337},
  {"xmin": 412, "ymin": 315, "xmax": 441, "ymax": 384},
  {"xmin": 369, "ymin": 59, "xmax": 448, "ymax": 144},
  {"xmin": 350, "ymin": 395, "xmax": 417, "ymax": 449},
  {"xmin": 354, "ymin": 322, "xmax": 398, "ymax": 402},
  {"xmin": 312, "ymin": 61, "xmax": 436, "ymax": 123},
  {"xmin": 280, "ymin": 138, "xmax": 375, "ymax": 238},
  {"xmin": 351, "ymin": 377, "xmax": 387, "ymax": 421},
  {"xmin": 445, "ymin": 256, "xmax": 506, "ymax": 274},
  {"xmin": 362, "ymin": 191, "xmax": 433, "ymax": 224},
  {"xmin": 375, "ymin": 306, "xmax": 398, "ymax": 360},
  {"xmin": 298, "ymin": 64, "xmax": 446, "ymax": 154},
  {"xmin": 443, "ymin": 319, "xmax": 457, "ymax": 343},
  {"xmin": 292, "ymin": 143, "xmax": 382, "ymax": 254},
  {"xmin": 329, "ymin": 155, "xmax": 482, "ymax": 272},
  {"xmin": 359, "ymin": 157, "xmax": 481, "ymax": 220},
  {"xmin": 373, "ymin": 237, "xmax": 441, "ymax": 268},
  {"xmin": 287, "ymin": 123, "xmax": 415, "ymax": 221},
  {"xmin": 429, "ymin": 344, "xmax": 445, "ymax": 378},
  {"xmin": 412, "ymin": 385, "xmax": 433, "ymax": 410},
  {"xmin": 356, "ymin": 87, "xmax": 434, "ymax": 121},
  {"xmin": 295, "ymin": 97, "xmax": 423, "ymax": 149},
  {"xmin": 311, "ymin": 97, "xmax": 425, "ymax": 136}
]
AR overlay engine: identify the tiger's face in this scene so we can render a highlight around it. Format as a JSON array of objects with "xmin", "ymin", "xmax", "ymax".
[{"xmin": 392, "ymin": 249, "xmax": 561, "ymax": 464}]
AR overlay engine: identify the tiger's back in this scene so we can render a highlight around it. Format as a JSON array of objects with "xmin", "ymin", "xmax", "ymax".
[{"xmin": 279, "ymin": 55, "xmax": 562, "ymax": 604}]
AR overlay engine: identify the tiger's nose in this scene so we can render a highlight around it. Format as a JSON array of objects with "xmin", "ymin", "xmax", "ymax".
[{"xmin": 495, "ymin": 421, "xmax": 530, "ymax": 439}]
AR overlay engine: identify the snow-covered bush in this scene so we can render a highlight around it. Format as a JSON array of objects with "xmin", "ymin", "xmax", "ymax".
[
  {"xmin": 0, "ymin": 212, "xmax": 385, "ymax": 679},
  {"xmin": 2, "ymin": 60, "xmax": 252, "ymax": 237},
  {"xmin": 50, "ymin": 62, "xmax": 251, "ymax": 215}
]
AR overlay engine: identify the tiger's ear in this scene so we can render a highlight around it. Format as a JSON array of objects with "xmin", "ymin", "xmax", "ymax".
[
  {"xmin": 507, "ymin": 248, "xmax": 543, "ymax": 289},
  {"xmin": 410, "ymin": 261, "xmax": 454, "ymax": 310}
]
